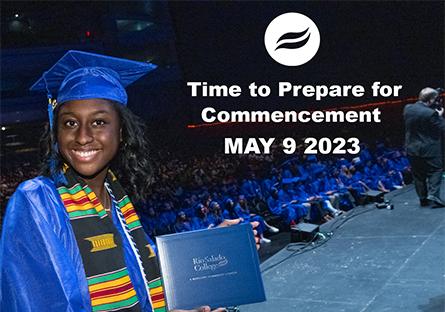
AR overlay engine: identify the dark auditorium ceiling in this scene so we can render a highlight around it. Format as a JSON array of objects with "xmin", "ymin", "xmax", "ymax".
[{"xmin": 1, "ymin": 1, "xmax": 443, "ymax": 157}]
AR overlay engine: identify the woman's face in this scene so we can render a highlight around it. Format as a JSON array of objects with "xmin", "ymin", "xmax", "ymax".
[{"xmin": 57, "ymin": 99, "xmax": 121, "ymax": 179}]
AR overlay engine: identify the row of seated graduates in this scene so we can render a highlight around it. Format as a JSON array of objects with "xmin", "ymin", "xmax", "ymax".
[{"xmin": 136, "ymin": 143, "xmax": 411, "ymax": 238}]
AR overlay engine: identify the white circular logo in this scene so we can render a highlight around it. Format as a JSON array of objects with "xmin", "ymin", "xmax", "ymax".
[{"xmin": 264, "ymin": 12, "xmax": 320, "ymax": 66}]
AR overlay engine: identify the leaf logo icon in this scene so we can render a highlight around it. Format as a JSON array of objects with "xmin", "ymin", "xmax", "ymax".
[
  {"xmin": 264, "ymin": 13, "xmax": 320, "ymax": 66},
  {"xmin": 275, "ymin": 28, "xmax": 311, "ymax": 50}
]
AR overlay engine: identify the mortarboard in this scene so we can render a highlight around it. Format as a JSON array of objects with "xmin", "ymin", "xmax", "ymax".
[
  {"xmin": 282, "ymin": 177, "xmax": 299, "ymax": 185},
  {"xmin": 306, "ymin": 155, "xmax": 317, "ymax": 162},
  {"xmin": 209, "ymin": 201, "xmax": 219, "ymax": 210},
  {"xmin": 351, "ymin": 157, "xmax": 361, "ymax": 164},
  {"xmin": 30, "ymin": 50, "xmax": 157, "ymax": 129}
]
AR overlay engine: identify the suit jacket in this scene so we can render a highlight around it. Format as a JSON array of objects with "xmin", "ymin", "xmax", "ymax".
[{"xmin": 403, "ymin": 101, "xmax": 445, "ymax": 157}]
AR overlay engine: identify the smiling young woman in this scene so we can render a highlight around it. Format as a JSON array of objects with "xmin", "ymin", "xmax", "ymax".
[
  {"xmin": 56, "ymin": 99, "xmax": 122, "ymax": 205},
  {"xmin": 0, "ymin": 51, "xmax": 225, "ymax": 312}
]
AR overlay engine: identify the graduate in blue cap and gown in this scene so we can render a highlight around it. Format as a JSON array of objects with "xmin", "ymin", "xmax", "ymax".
[
  {"xmin": 233, "ymin": 195, "xmax": 278, "ymax": 244},
  {"xmin": 266, "ymin": 187, "xmax": 305, "ymax": 225},
  {"xmin": 173, "ymin": 211, "xmax": 193, "ymax": 233},
  {"xmin": 191, "ymin": 203, "xmax": 214, "ymax": 230},
  {"xmin": 0, "ymin": 50, "xmax": 225, "ymax": 312}
]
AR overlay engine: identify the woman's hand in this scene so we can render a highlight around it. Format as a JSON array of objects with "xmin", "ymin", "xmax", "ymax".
[{"xmin": 170, "ymin": 306, "xmax": 227, "ymax": 312}]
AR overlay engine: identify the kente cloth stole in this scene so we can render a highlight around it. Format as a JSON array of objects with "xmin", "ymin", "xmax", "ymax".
[{"xmin": 57, "ymin": 168, "xmax": 167, "ymax": 312}]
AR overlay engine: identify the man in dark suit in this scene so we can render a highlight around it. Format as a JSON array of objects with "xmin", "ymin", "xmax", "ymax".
[{"xmin": 404, "ymin": 87, "xmax": 445, "ymax": 208}]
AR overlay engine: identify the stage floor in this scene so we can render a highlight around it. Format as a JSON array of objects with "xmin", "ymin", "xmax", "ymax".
[{"xmin": 242, "ymin": 186, "xmax": 445, "ymax": 312}]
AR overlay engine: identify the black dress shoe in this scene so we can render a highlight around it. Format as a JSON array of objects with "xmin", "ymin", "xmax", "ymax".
[
  {"xmin": 420, "ymin": 199, "xmax": 430, "ymax": 207},
  {"xmin": 431, "ymin": 201, "xmax": 445, "ymax": 208}
]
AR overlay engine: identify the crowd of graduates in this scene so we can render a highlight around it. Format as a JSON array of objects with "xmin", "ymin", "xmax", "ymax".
[
  {"xmin": 0, "ymin": 142, "xmax": 412, "ymax": 241},
  {"xmin": 135, "ymin": 142, "xmax": 411, "ymax": 243}
]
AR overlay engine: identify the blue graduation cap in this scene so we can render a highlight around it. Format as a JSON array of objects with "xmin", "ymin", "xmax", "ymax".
[
  {"xmin": 337, "ymin": 158, "xmax": 351, "ymax": 167},
  {"xmin": 306, "ymin": 155, "xmax": 317, "ymax": 162},
  {"xmin": 282, "ymin": 177, "xmax": 300, "ymax": 185},
  {"xmin": 281, "ymin": 178, "xmax": 292, "ymax": 185},
  {"xmin": 30, "ymin": 50, "xmax": 157, "ymax": 129}
]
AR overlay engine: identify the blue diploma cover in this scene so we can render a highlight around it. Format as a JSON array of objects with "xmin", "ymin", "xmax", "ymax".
[{"xmin": 156, "ymin": 223, "xmax": 266, "ymax": 310}]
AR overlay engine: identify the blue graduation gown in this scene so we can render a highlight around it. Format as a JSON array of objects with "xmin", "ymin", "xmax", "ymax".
[
  {"xmin": 207, "ymin": 213, "xmax": 224, "ymax": 227},
  {"xmin": 0, "ymin": 177, "xmax": 155, "ymax": 312},
  {"xmin": 191, "ymin": 216, "xmax": 213, "ymax": 230},
  {"xmin": 158, "ymin": 211, "xmax": 177, "ymax": 229},
  {"xmin": 266, "ymin": 196, "xmax": 299, "ymax": 224},
  {"xmin": 233, "ymin": 204, "xmax": 267, "ymax": 235},
  {"xmin": 174, "ymin": 220, "xmax": 193, "ymax": 233}
]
